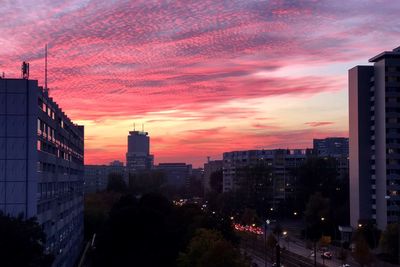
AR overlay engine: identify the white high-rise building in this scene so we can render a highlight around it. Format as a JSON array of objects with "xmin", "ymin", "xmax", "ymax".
[{"xmin": 349, "ymin": 46, "xmax": 400, "ymax": 229}]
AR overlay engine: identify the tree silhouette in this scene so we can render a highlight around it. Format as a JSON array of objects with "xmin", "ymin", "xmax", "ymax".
[
  {"xmin": 177, "ymin": 229, "xmax": 250, "ymax": 267},
  {"xmin": 106, "ymin": 173, "xmax": 127, "ymax": 192},
  {"xmin": 0, "ymin": 212, "xmax": 53, "ymax": 267}
]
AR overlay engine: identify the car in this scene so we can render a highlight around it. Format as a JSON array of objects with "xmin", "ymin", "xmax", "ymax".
[
  {"xmin": 272, "ymin": 263, "xmax": 284, "ymax": 267},
  {"xmin": 340, "ymin": 264, "xmax": 350, "ymax": 267},
  {"xmin": 321, "ymin": 251, "xmax": 332, "ymax": 259}
]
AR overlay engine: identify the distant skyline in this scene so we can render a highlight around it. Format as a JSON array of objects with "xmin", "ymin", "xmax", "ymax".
[{"xmin": 1, "ymin": 1, "xmax": 399, "ymax": 167}]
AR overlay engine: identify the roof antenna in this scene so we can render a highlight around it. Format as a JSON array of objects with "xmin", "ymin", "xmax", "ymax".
[
  {"xmin": 21, "ymin": 62, "xmax": 29, "ymax": 79},
  {"xmin": 45, "ymin": 44, "xmax": 48, "ymax": 92},
  {"xmin": 133, "ymin": 122, "xmax": 135, "ymax": 131},
  {"xmin": 142, "ymin": 123, "xmax": 144, "ymax": 132}
]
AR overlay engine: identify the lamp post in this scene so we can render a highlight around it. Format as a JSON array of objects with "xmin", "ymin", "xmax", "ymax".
[{"xmin": 264, "ymin": 219, "xmax": 270, "ymax": 267}]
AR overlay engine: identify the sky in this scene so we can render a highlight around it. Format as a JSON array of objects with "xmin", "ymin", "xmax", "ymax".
[{"xmin": 0, "ymin": 0, "xmax": 399, "ymax": 167}]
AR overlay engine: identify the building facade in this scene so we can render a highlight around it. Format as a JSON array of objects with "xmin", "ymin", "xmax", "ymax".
[
  {"xmin": 349, "ymin": 46, "xmax": 400, "ymax": 229},
  {"xmin": 0, "ymin": 77, "xmax": 84, "ymax": 267},
  {"xmin": 84, "ymin": 161, "xmax": 127, "ymax": 193},
  {"xmin": 222, "ymin": 149, "xmax": 311, "ymax": 201},
  {"xmin": 313, "ymin": 137, "xmax": 349, "ymax": 180},
  {"xmin": 155, "ymin": 163, "xmax": 192, "ymax": 188},
  {"xmin": 126, "ymin": 130, "xmax": 153, "ymax": 173}
]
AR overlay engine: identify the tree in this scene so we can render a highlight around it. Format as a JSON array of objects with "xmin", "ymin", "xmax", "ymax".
[
  {"xmin": 304, "ymin": 192, "xmax": 330, "ymax": 241},
  {"xmin": 0, "ymin": 212, "xmax": 54, "ymax": 267},
  {"xmin": 84, "ymin": 191, "xmax": 122, "ymax": 239},
  {"xmin": 353, "ymin": 236, "xmax": 374, "ymax": 267},
  {"xmin": 177, "ymin": 229, "xmax": 250, "ymax": 267},
  {"xmin": 106, "ymin": 173, "xmax": 127, "ymax": 192},
  {"xmin": 209, "ymin": 170, "xmax": 223, "ymax": 194},
  {"xmin": 93, "ymin": 193, "xmax": 177, "ymax": 267},
  {"xmin": 236, "ymin": 163, "xmax": 273, "ymax": 216},
  {"xmin": 296, "ymin": 157, "xmax": 338, "ymax": 198},
  {"xmin": 353, "ymin": 220, "xmax": 380, "ymax": 249},
  {"xmin": 241, "ymin": 208, "xmax": 259, "ymax": 225},
  {"xmin": 128, "ymin": 170, "xmax": 165, "ymax": 195},
  {"xmin": 379, "ymin": 223, "xmax": 399, "ymax": 264}
]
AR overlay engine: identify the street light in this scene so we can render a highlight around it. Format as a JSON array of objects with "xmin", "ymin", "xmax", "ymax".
[
  {"xmin": 321, "ymin": 217, "xmax": 325, "ymax": 221},
  {"xmin": 264, "ymin": 219, "xmax": 270, "ymax": 267}
]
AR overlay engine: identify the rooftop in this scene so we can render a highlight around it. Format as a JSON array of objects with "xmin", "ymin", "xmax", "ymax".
[{"xmin": 369, "ymin": 46, "xmax": 400, "ymax": 62}]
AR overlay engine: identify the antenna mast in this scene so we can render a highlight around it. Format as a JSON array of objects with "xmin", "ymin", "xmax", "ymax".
[{"xmin": 45, "ymin": 44, "xmax": 48, "ymax": 91}]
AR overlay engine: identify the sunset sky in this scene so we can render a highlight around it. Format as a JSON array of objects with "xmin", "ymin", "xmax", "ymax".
[{"xmin": 1, "ymin": 0, "xmax": 399, "ymax": 167}]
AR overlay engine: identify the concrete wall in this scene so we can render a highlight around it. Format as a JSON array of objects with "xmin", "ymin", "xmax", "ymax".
[
  {"xmin": 348, "ymin": 66, "xmax": 373, "ymax": 228},
  {"xmin": 0, "ymin": 79, "xmax": 38, "ymax": 218}
]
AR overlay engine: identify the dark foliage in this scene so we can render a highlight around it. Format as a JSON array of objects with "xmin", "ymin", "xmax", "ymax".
[
  {"xmin": 92, "ymin": 193, "xmax": 238, "ymax": 267},
  {"xmin": 209, "ymin": 170, "xmax": 223, "ymax": 194},
  {"xmin": 177, "ymin": 229, "xmax": 250, "ymax": 267},
  {"xmin": 0, "ymin": 212, "xmax": 54, "ymax": 267},
  {"xmin": 106, "ymin": 173, "xmax": 128, "ymax": 193},
  {"xmin": 379, "ymin": 223, "xmax": 399, "ymax": 264}
]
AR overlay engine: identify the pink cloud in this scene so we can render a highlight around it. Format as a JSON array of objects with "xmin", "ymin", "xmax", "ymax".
[
  {"xmin": 305, "ymin": 122, "xmax": 335, "ymax": 127},
  {"xmin": 0, "ymin": 0, "xmax": 396, "ymax": 166}
]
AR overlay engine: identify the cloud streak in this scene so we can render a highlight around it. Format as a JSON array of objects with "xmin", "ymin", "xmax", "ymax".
[{"xmin": 0, "ymin": 0, "xmax": 398, "ymax": 166}]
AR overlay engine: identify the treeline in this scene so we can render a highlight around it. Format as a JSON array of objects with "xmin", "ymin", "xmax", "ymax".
[{"xmin": 86, "ymin": 192, "xmax": 250, "ymax": 267}]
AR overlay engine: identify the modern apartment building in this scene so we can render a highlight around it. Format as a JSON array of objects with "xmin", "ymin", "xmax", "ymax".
[
  {"xmin": 313, "ymin": 137, "xmax": 349, "ymax": 180},
  {"xmin": 222, "ymin": 149, "xmax": 311, "ymax": 201},
  {"xmin": 0, "ymin": 73, "xmax": 84, "ymax": 267},
  {"xmin": 126, "ymin": 130, "xmax": 153, "ymax": 173},
  {"xmin": 349, "ymin": 46, "xmax": 400, "ymax": 229}
]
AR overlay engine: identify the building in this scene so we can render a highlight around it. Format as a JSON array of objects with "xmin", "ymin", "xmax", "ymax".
[
  {"xmin": 222, "ymin": 149, "xmax": 311, "ymax": 201},
  {"xmin": 313, "ymin": 137, "xmax": 349, "ymax": 157},
  {"xmin": 313, "ymin": 137, "xmax": 349, "ymax": 180},
  {"xmin": 155, "ymin": 163, "xmax": 192, "ymax": 188},
  {"xmin": 349, "ymin": 46, "xmax": 400, "ymax": 229},
  {"xmin": 84, "ymin": 161, "xmax": 127, "ymax": 193},
  {"xmin": 0, "ymin": 73, "xmax": 84, "ymax": 267},
  {"xmin": 126, "ymin": 130, "xmax": 153, "ymax": 173},
  {"xmin": 84, "ymin": 165, "xmax": 109, "ymax": 193},
  {"xmin": 204, "ymin": 159, "xmax": 223, "ymax": 194}
]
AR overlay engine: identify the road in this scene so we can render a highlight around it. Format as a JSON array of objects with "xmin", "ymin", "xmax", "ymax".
[{"xmin": 241, "ymin": 230, "xmax": 352, "ymax": 267}]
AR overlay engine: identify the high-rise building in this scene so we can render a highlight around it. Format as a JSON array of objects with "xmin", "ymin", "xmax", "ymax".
[
  {"xmin": 313, "ymin": 137, "xmax": 349, "ymax": 180},
  {"xmin": 349, "ymin": 46, "xmax": 400, "ymax": 229},
  {"xmin": 126, "ymin": 130, "xmax": 153, "ymax": 173},
  {"xmin": 0, "ymin": 74, "xmax": 84, "ymax": 267}
]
